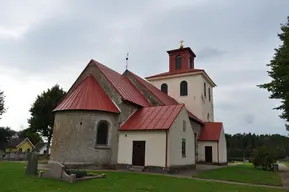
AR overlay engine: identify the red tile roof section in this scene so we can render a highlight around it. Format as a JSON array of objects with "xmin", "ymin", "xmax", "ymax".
[
  {"xmin": 92, "ymin": 60, "xmax": 151, "ymax": 107},
  {"xmin": 126, "ymin": 70, "xmax": 203, "ymax": 124},
  {"xmin": 145, "ymin": 69, "xmax": 204, "ymax": 79},
  {"xmin": 53, "ymin": 75, "xmax": 120, "ymax": 113},
  {"xmin": 120, "ymin": 104, "xmax": 184, "ymax": 131},
  {"xmin": 198, "ymin": 122, "xmax": 223, "ymax": 141}
]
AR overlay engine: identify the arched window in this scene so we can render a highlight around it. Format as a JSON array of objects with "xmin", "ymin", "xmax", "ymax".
[
  {"xmin": 180, "ymin": 81, "xmax": 188, "ymax": 96},
  {"xmin": 96, "ymin": 121, "xmax": 109, "ymax": 145},
  {"xmin": 208, "ymin": 87, "xmax": 211, "ymax": 101},
  {"xmin": 161, "ymin": 83, "xmax": 168, "ymax": 94},
  {"xmin": 175, "ymin": 55, "xmax": 182, "ymax": 70}
]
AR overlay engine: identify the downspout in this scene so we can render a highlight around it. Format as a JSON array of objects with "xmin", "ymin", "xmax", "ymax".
[
  {"xmin": 165, "ymin": 131, "xmax": 168, "ymax": 169},
  {"xmin": 217, "ymin": 141, "xmax": 220, "ymax": 164}
]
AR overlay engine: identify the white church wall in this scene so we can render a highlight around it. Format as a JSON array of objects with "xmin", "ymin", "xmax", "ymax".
[
  {"xmin": 219, "ymin": 128, "xmax": 228, "ymax": 163},
  {"xmin": 168, "ymin": 108, "xmax": 195, "ymax": 166},
  {"xmin": 117, "ymin": 131, "xmax": 166, "ymax": 167},
  {"xmin": 148, "ymin": 73, "xmax": 214, "ymax": 122},
  {"xmin": 198, "ymin": 141, "xmax": 218, "ymax": 163}
]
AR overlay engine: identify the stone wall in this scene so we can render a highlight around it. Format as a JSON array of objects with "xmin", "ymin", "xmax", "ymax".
[
  {"xmin": 3, "ymin": 152, "xmax": 29, "ymax": 161},
  {"xmin": 51, "ymin": 111, "xmax": 119, "ymax": 166},
  {"xmin": 50, "ymin": 61, "xmax": 139, "ymax": 167}
]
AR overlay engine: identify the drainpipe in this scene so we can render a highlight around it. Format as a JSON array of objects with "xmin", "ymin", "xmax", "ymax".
[
  {"xmin": 165, "ymin": 131, "xmax": 168, "ymax": 169},
  {"xmin": 217, "ymin": 141, "xmax": 220, "ymax": 164}
]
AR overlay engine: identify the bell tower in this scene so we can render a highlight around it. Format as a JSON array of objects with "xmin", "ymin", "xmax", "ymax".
[
  {"xmin": 146, "ymin": 41, "xmax": 215, "ymax": 122},
  {"xmin": 167, "ymin": 40, "xmax": 196, "ymax": 72}
]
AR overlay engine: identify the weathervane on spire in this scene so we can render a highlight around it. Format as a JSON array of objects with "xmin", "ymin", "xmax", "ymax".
[
  {"xmin": 126, "ymin": 53, "xmax": 129, "ymax": 70},
  {"xmin": 180, "ymin": 40, "xmax": 184, "ymax": 49}
]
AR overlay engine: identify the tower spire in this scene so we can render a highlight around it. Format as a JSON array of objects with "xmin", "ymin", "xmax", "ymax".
[{"xmin": 126, "ymin": 53, "xmax": 129, "ymax": 70}]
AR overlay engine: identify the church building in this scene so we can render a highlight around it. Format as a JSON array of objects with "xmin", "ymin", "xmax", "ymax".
[{"xmin": 50, "ymin": 42, "xmax": 227, "ymax": 173}]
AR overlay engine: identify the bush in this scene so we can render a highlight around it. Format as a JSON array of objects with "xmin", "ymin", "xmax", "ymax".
[{"xmin": 252, "ymin": 146, "xmax": 276, "ymax": 171}]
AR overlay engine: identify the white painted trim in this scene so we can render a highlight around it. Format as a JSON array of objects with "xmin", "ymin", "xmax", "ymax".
[
  {"xmin": 111, "ymin": 99, "xmax": 121, "ymax": 112},
  {"xmin": 119, "ymin": 108, "xmax": 138, "ymax": 127},
  {"xmin": 16, "ymin": 138, "xmax": 35, "ymax": 148},
  {"xmin": 146, "ymin": 71, "xmax": 216, "ymax": 87}
]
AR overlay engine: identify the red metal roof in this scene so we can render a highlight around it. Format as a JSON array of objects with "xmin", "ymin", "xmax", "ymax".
[
  {"xmin": 126, "ymin": 70, "xmax": 179, "ymax": 105},
  {"xmin": 126, "ymin": 70, "xmax": 203, "ymax": 124},
  {"xmin": 187, "ymin": 110, "xmax": 204, "ymax": 124},
  {"xmin": 53, "ymin": 74, "xmax": 120, "ymax": 113},
  {"xmin": 91, "ymin": 60, "xmax": 151, "ymax": 107},
  {"xmin": 120, "ymin": 104, "xmax": 184, "ymax": 131},
  {"xmin": 198, "ymin": 122, "xmax": 223, "ymax": 141}
]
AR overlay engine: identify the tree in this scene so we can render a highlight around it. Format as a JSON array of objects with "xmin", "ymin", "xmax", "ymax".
[
  {"xmin": 0, "ymin": 127, "xmax": 16, "ymax": 150},
  {"xmin": 16, "ymin": 128, "xmax": 43, "ymax": 145},
  {"xmin": 257, "ymin": 16, "xmax": 289, "ymax": 129},
  {"xmin": 28, "ymin": 84, "xmax": 66, "ymax": 155},
  {"xmin": 226, "ymin": 133, "xmax": 289, "ymax": 162},
  {"xmin": 252, "ymin": 146, "xmax": 276, "ymax": 171},
  {"xmin": 0, "ymin": 89, "xmax": 6, "ymax": 119}
]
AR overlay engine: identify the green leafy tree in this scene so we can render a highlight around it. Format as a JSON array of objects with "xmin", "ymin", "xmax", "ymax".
[
  {"xmin": 0, "ymin": 127, "xmax": 16, "ymax": 150},
  {"xmin": 0, "ymin": 89, "xmax": 6, "ymax": 119},
  {"xmin": 16, "ymin": 128, "xmax": 43, "ymax": 145},
  {"xmin": 252, "ymin": 146, "xmax": 276, "ymax": 171},
  {"xmin": 28, "ymin": 84, "xmax": 66, "ymax": 155},
  {"xmin": 257, "ymin": 17, "xmax": 289, "ymax": 130}
]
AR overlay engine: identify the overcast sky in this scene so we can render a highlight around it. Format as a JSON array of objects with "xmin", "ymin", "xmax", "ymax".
[{"xmin": 0, "ymin": 0, "xmax": 288, "ymax": 135}]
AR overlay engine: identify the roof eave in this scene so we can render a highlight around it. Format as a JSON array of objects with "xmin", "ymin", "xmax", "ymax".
[
  {"xmin": 52, "ymin": 109, "xmax": 120, "ymax": 114},
  {"xmin": 16, "ymin": 138, "xmax": 35, "ymax": 148},
  {"xmin": 146, "ymin": 71, "xmax": 217, "ymax": 87},
  {"xmin": 166, "ymin": 47, "xmax": 196, "ymax": 57}
]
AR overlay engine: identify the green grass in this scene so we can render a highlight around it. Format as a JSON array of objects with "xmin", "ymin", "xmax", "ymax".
[
  {"xmin": 0, "ymin": 162, "xmax": 286, "ymax": 192},
  {"xmin": 284, "ymin": 162, "xmax": 289, "ymax": 167},
  {"xmin": 197, "ymin": 163, "xmax": 282, "ymax": 186}
]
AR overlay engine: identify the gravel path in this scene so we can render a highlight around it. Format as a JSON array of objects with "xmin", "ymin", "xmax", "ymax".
[{"xmin": 278, "ymin": 163, "xmax": 289, "ymax": 189}]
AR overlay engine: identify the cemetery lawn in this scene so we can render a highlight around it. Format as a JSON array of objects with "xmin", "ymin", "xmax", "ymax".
[
  {"xmin": 196, "ymin": 163, "xmax": 282, "ymax": 186},
  {"xmin": 0, "ymin": 162, "xmax": 286, "ymax": 192}
]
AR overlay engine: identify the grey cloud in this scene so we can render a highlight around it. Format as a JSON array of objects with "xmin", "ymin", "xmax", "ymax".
[
  {"xmin": 1, "ymin": 0, "xmax": 289, "ymax": 135},
  {"xmin": 197, "ymin": 47, "xmax": 226, "ymax": 60},
  {"xmin": 242, "ymin": 114, "xmax": 255, "ymax": 125}
]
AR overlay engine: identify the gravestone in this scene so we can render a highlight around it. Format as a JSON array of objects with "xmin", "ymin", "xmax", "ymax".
[{"xmin": 25, "ymin": 152, "xmax": 38, "ymax": 176}]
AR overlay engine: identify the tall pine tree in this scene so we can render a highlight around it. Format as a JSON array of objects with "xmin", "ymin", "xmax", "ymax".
[{"xmin": 258, "ymin": 16, "xmax": 289, "ymax": 130}]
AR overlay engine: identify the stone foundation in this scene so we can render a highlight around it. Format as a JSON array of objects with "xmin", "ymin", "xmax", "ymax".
[
  {"xmin": 197, "ymin": 161, "xmax": 228, "ymax": 166},
  {"xmin": 167, "ymin": 164, "xmax": 196, "ymax": 173},
  {"xmin": 51, "ymin": 161, "xmax": 116, "ymax": 170},
  {"xmin": 116, "ymin": 164, "xmax": 196, "ymax": 174}
]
